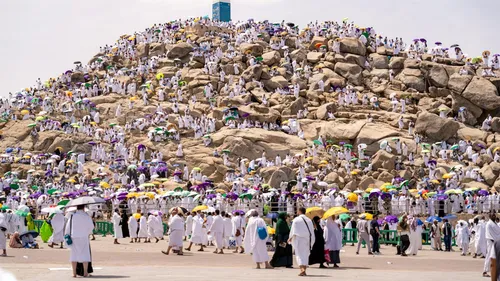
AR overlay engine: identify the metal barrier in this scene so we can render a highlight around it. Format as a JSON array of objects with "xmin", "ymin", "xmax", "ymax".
[
  {"xmin": 94, "ymin": 221, "xmax": 112, "ymax": 236},
  {"xmin": 379, "ymin": 230, "xmax": 400, "ymax": 245},
  {"xmin": 342, "ymin": 228, "xmax": 358, "ymax": 244}
]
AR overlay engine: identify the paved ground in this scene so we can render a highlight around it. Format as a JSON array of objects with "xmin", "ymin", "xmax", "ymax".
[{"xmin": 0, "ymin": 237, "xmax": 486, "ymax": 281}]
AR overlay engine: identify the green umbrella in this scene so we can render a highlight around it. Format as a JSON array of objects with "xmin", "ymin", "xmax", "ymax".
[
  {"xmin": 255, "ymin": 56, "xmax": 263, "ymax": 61},
  {"xmin": 224, "ymin": 116, "xmax": 236, "ymax": 121},
  {"xmin": 174, "ymin": 187, "xmax": 183, "ymax": 192},
  {"xmin": 128, "ymin": 164, "xmax": 137, "ymax": 170},
  {"xmin": 10, "ymin": 183, "xmax": 19, "ymax": 190},
  {"xmin": 0, "ymin": 206, "xmax": 10, "ymax": 211},
  {"xmin": 450, "ymin": 144, "xmax": 459, "ymax": 150},
  {"xmin": 27, "ymin": 123, "xmax": 37, "ymax": 128},
  {"xmin": 47, "ymin": 188, "xmax": 59, "ymax": 195},
  {"xmin": 343, "ymin": 144, "xmax": 353, "ymax": 149},
  {"xmin": 15, "ymin": 210, "xmax": 29, "ymax": 217},
  {"xmin": 222, "ymin": 149, "xmax": 230, "ymax": 154},
  {"xmin": 350, "ymin": 158, "xmax": 358, "ymax": 162},
  {"xmin": 109, "ymin": 123, "xmax": 117, "ymax": 127},
  {"xmin": 31, "ymin": 185, "xmax": 38, "ymax": 190},
  {"xmin": 339, "ymin": 213, "xmax": 351, "ymax": 221},
  {"xmin": 57, "ymin": 199, "xmax": 70, "ymax": 206},
  {"xmin": 313, "ymin": 140, "xmax": 322, "ymax": 146},
  {"xmin": 239, "ymin": 193, "xmax": 253, "ymax": 200}
]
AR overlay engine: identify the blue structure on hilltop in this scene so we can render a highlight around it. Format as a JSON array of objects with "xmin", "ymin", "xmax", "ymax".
[{"xmin": 212, "ymin": 0, "xmax": 231, "ymax": 22}]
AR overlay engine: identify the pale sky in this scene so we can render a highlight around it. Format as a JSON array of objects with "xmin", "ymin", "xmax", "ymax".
[{"xmin": 0, "ymin": 0, "xmax": 498, "ymax": 96}]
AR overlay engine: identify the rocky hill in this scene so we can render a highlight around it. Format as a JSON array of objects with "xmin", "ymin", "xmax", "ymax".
[{"xmin": 2, "ymin": 19, "xmax": 500, "ymax": 193}]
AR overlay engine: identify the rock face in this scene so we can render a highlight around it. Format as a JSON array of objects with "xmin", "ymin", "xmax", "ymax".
[
  {"xmin": 461, "ymin": 77, "xmax": 500, "ymax": 110},
  {"xmin": 167, "ymin": 42, "xmax": 193, "ymax": 59},
  {"xmin": 8, "ymin": 17, "xmax": 500, "ymax": 195},
  {"xmin": 415, "ymin": 111, "xmax": 459, "ymax": 141},
  {"xmin": 339, "ymin": 38, "xmax": 366, "ymax": 56}
]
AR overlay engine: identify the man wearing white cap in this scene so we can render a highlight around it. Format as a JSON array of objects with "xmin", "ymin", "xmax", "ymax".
[{"xmin": 356, "ymin": 214, "xmax": 372, "ymax": 255}]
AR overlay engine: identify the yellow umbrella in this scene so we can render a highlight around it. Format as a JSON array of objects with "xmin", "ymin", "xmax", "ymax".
[
  {"xmin": 431, "ymin": 179, "xmax": 440, "ymax": 184},
  {"xmin": 442, "ymin": 173, "xmax": 453, "ymax": 179},
  {"xmin": 361, "ymin": 213, "xmax": 374, "ymax": 220},
  {"xmin": 267, "ymin": 226, "xmax": 276, "ymax": 235},
  {"xmin": 151, "ymin": 181, "xmax": 161, "ymax": 185},
  {"xmin": 320, "ymin": 160, "xmax": 328, "ymax": 165},
  {"xmin": 99, "ymin": 182, "xmax": 110, "ymax": 189},
  {"xmin": 347, "ymin": 193, "xmax": 358, "ymax": 202},
  {"xmin": 20, "ymin": 110, "xmax": 29, "ymax": 115},
  {"xmin": 67, "ymin": 179, "xmax": 76, "ymax": 183},
  {"xmin": 192, "ymin": 205, "xmax": 208, "ymax": 212},
  {"xmin": 304, "ymin": 157, "xmax": 313, "ymax": 162},
  {"xmin": 350, "ymin": 171, "xmax": 358, "ymax": 175},
  {"xmin": 322, "ymin": 207, "xmax": 349, "ymax": 219},
  {"xmin": 365, "ymin": 187, "xmax": 373, "ymax": 193},
  {"xmin": 133, "ymin": 213, "xmax": 141, "ymax": 219},
  {"xmin": 66, "ymin": 160, "xmax": 74, "ymax": 164},
  {"xmin": 306, "ymin": 207, "xmax": 325, "ymax": 219}
]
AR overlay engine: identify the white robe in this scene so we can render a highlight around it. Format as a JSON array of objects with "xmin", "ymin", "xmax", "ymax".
[
  {"xmin": 168, "ymin": 215, "xmax": 184, "ymax": 247},
  {"xmin": 138, "ymin": 216, "xmax": 148, "ymax": 238},
  {"xmin": 190, "ymin": 215, "xmax": 207, "ymax": 245},
  {"xmin": 324, "ymin": 218, "xmax": 342, "ymax": 251},
  {"xmin": 290, "ymin": 215, "xmax": 315, "ymax": 266},
  {"xmin": 128, "ymin": 217, "xmax": 138, "ymax": 239},
  {"xmin": 49, "ymin": 213, "xmax": 65, "ymax": 243},
  {"xmin": 65, "ymin": 211, "xmax": 94, "ymax": 262},
  {"xmin": 112, "ymin": 212, "xmax": 123, "ymax": 239},
  {"xmin": 0, "ymin": 213, "xmax": 7, "ymax": 250},
  {"xmin": 209, "ymin": 215, "xmax": 225, "ymax": 249},
  {"xmin": 244, "ymin": 217, "xmax": 269, "ymax": 263}
]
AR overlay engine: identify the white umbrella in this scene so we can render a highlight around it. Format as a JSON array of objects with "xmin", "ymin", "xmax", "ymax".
[
  {"xmin": 202, "ymin": 206, "xmax": 216, "ymax": 213},
  {"xmin": 41, "ymin": 207, "xmax": 63, "ymax": 214},
  {"xmin": 66, "ymin": 196, "xmax": 105, "ymax": 207},
  {"xmin": 317, "ymin": 181, "xmax": 328, "ymax": 187},
  {"xmin": 380, "ymin": 140, "xmax": 388, "ymax": 149},
  {"xmin": 358, "ymin": 143, "xmax": 367, "ymax": 149},
  {"xmin": 18, "ymin": 205, "xmax": 30, "ymax": 212},
  {"xmin": 390, "ymin": 92, "xmax": 397, "ymax": 99},
  {"xmin": 370, "ymin": 97, "xmax": 378, "ymax": 103}
]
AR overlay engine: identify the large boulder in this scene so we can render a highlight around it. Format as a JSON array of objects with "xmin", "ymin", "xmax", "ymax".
[
  {"xmin": 334, "ymin": 63, "xmax": 363, "ymax": 86},
  {"xmin": 369, "ymin": 53, "xmax": 389, "ymax": 69},
  {"xmin": 241, "ymin": 65, "xmax": 262, "ymax": 82},
  {"xmin": 415, "ymin": 111, "xmax": 459, "ymax": 141},
  {"xmin": 316, "ymin": 102, "xmax": 337, "ymax": 120},
  {"xmin": 339, "ymin": 38, "xmax": 366, "ymax": 56},
  {"xmin": 309, "ymin": 36, "xmax": 328, "ymax": 51},
  {"xmin": 396, "ymin": 68, "xmax": 426, "ymax": 92},
  {"xmin": 448, "ymin": 73, "xmax": 473, "ymax": 94},
  {"xmin": 450, "ymin": 92, "xmax": 482, "ymax": 126},
  {"xmin": 239, "ymin": 43, "xmax": 264, "ymax": 56},
  {"xmin": 268, "ymin": 170, "xmax": 289, "ymax": 188},
  {"xmin": 462, "ymin": 77, "xmax": 500, "ymax": 110},
  {"xmin": 371, "ymin": 150, "xmax": 396, "ymax": 170},
  {"xmin": 261, "ymin": 51, "xmax": 281, "ymax": 66},
  {"xmin": 307, "ymin": 52, "xmax": 323, "ymax": 64},
  {"xmin": 238, "ymin": 104, "xmax": 281, "ymax": 123},
  {"xmin": 149, "ymin": 43, "xmax": 165, "ymax": 57},
  {"xmin": 167, "ymin": 42, "xmax": 193, "ymax": 59},
  {"xmin": 389, "ymin": 57, "xmax": 405, "ymax": 69},
  {"xmin": 428, "ymin": 64, "xmax": 449, "ymax": 88},
  {"xmin": 290, "ymin": 49, "xmax": 308, "ymax": 63}
]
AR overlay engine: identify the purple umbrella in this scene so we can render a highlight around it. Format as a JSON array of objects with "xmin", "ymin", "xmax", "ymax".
[
  {"xmin": 380, "ymin": 193, "xmax": 391, "ymax": 200},
  {"xmin": 138, "ymin": 144, "xmax": 146, "ymax": 150},
  {"xmin": 173, "ymin": 171, "xmax": 182, "ymax": 176},
  {"xmin": 420, "ymin": 38, "xmax": 427, "ymax": 42},
  {"xmin": 226, "ymin": 192, "xmax": 238, "ymax": 200},
  {"xmin": 88, "ymin": 141, "xmax": 96, "ymax": 145},
  {"xmin": 436, "ymin": 195, "xmax": 448, "ymax": 201},
  {"xmin": 241, "ymin": 113, "xmax": 250, "ymax": 118},
  {"xmin": 306, "ymin": 175, "xmax": 315, "ymax": 181},
  {"xmin": 207, "ymin": 194, "xmax": 217, "ymax": 200},
  {"xmin": 293, "ymin": 194, "xmax": 305, "ymax": 200},
  {"xmin": 137, "ymin": 166, "xmax": 147, "ymax": 173},
  {"xmin": 428, "ymin": 160, "xmax": 437, "ymax": 166},
  {"xmin": 385, "ymin": 215, "xmax": 398, "ymax": 223},
  {"xmin": 369, "ymin": 192, "xmax": 380, "ymax": 199},
  {"xmin": 308, "ymin": 191, "xmax": 318, "ymax": 195},
  {"xmin": 435, "ymin": 42, "xmax": 442, "ymax": 45},
  {"xmin": 478, "ymin": 190, "xmax": 489, "ymax": 196},
  {"xmin": 233, "ymin": 210, "xmax": 244, "ymax": 215}
]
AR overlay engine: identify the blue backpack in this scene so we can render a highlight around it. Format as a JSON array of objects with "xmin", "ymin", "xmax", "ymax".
[{"xmin": 257, "ymin": 226, "xmax": 267, "ymax": 240}]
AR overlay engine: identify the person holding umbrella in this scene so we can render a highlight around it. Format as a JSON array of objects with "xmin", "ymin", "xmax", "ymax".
[{"xmin": 64, "ymin": 201, "xmax": 96, "ymax": 278}]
